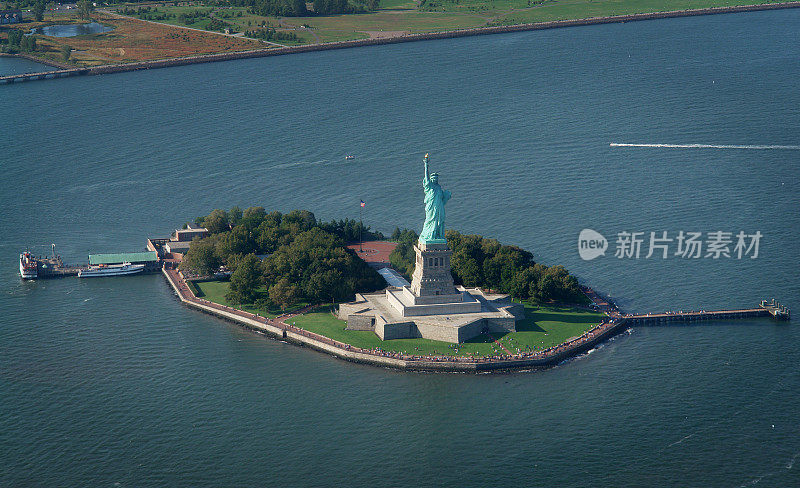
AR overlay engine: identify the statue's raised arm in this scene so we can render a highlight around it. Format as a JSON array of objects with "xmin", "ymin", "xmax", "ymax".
[{"xmin": 423, "ymin": 153, "xmax": 430, "ymax": 186}]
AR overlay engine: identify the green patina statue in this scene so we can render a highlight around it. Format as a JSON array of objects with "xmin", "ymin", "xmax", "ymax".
[{"xmin": 420, "ymin": 153, "xmax": 451, "ymax": 244}]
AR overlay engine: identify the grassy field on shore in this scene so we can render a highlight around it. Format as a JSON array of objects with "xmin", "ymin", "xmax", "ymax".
[
  {"xmin": 0, "ymin": 12, "xmax": 263, "ymax": 66},
  {"xmin": 289, "ymin": 303, "xmax": 605, "ymax": 357},
  {"xmin": 192, "ymin": 279, "xmax": 308, "ymax": 319},
  {"xmin": 110, "ymin": 0, "xmax": 793, "ymax": 46},
  {"xmin": 190, "ymin": 278, "xmax": 604, "ymax": 357},
  {"xmin": 2, "ymin": 0, "xmax": 792, "ymax": 66}
]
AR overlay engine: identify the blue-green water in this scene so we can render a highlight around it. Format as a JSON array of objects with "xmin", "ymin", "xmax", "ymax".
[
  {"xmin": 3, "ymin": 10, "xmax": 799, "ymax": 487},
  {"xmin": 0, "ymin": 56, "xmax": 51, "ymax": 76}
]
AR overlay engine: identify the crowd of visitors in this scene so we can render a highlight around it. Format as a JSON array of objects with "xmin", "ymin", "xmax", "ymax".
[{"xmin": 168, "ymin": 270, "xmax": 622, "ymax": 366}]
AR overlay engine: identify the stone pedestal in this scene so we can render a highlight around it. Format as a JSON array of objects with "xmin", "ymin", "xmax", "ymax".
[
  {"xmin": 338, "ymin": 239, "xmax": 521, "ymax": 343},
  {"xmin": 390, "ymin": 240, "xmax": 481, "ymax": 317},
  {"xmin": 410, "ymin": 241, "xmax": 459, "ymax": 301}
]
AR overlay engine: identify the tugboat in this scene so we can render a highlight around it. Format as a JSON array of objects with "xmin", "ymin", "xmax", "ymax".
[
  {"xmin": 19, "ymin": 251, "xmax": 37, "ymax": 279},
  {"xmin": 78, "ymin": 262, "xmax": 145, "ymax": 278}
]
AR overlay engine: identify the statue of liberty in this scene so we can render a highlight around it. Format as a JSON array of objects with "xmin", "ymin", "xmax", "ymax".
[{"xmin": 419, "ymin": 153, "xmax": 451, "ymax": 244}]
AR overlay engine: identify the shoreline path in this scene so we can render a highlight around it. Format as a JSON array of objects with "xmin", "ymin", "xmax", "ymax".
[{"xmin": 162, "ymin": 265, "xmax": 624, "ymax": 372}]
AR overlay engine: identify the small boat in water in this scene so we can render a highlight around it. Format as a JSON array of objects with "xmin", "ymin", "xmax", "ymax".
[
  {"xmin": 19, "ymin": 251, "xmax": 37, "ymax": 279},
  {"xmin": 345, "ymin": 155, "xmax": 355, "ymax": 160},
  {"xmin": 78, "ymin": 262, "xmax": 144, "ymax": 278}
]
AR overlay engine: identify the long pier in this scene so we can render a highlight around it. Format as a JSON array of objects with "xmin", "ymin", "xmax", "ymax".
[
  {"xmin": 624, "ymin": 308, "xmax": 772, "ymax": 325},
  {"xmin": 3, "ymin": 1, "xmax": 800, "ymax": 85}
]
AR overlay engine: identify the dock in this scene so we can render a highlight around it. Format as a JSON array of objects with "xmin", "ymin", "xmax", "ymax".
[
  {"xmin": 622, "ymin": 301, "xmax": 790, "ymax": 325},
  {"xmin": 624, "ymin": 308, "xmax": 773, "ymax": 325},
  {"xmin": 578, "ymin": 287, "xmax": 790, "ymax": 326},
  {"xmin": 760, "ymin": 299, "xmax": 791, "ymax": 320},
  {"xmin": 22, "ymin": 246, "xmax": 162, "ymax": 279}
]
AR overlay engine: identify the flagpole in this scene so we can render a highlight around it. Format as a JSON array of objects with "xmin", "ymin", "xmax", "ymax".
[{"xmin": 359, "ymin": 202, "xmax": 363, "ymax": 252}]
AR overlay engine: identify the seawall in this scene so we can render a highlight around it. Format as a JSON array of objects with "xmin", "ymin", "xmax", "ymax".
[
  {"xmin": 162, "ymin": 268, "xmax": 624, "ymax": 372},
  {"xmin": 4, "ymin": 1, "xmax": 800, "ymax": 84}
]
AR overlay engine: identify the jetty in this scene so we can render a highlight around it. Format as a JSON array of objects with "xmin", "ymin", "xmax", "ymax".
[
  {"xmin": 621, "ymin": 301, "xmax": 790, "ymax": 325},
  {"xmin": 625, "ymin": 308, "xmax": 771, "ymax": 325},
  {"xmin": 0, "ymin": 68, "xmax": 89, "ymax": 84}
]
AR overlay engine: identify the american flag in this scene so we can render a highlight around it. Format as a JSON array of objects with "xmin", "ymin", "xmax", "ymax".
[{"xmin": 360, "ymin": 200, "xmax": 365, "ymax": 207}]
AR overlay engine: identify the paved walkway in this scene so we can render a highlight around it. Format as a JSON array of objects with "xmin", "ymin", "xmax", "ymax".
[
  {"xmin": 163, "ymin": 266, "xmax": 618, "ymax": 367},
  {"xmin": 491, "ymin": 336, "xmax": 513, "ymax": 355}
]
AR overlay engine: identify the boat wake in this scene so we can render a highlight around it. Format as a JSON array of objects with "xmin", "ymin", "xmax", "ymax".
[
  {"xmin": 610, "ymin": 143, "xmax": 800, "ymax": 150},
  {"xmin": 737, "ymin": 449, "xmax": 800, "ymax": 487}
]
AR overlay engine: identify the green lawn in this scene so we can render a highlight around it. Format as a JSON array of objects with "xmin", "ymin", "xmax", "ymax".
[
  {"xmin": 493, "ymin": 0, "xmax": 785, "ymax": 25},
  {"xmin": 288, "ymin": 303, "xmax": 606, "ymax": 357},
  {"xmin": 192, "ymin": 279, "xmax": 308, "ymax": 319}
]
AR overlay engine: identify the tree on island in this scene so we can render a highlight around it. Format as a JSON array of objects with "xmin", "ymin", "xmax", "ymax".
[
  {"xmin": 269, "ymin": 277, "xmax": 300, "ymax": 311},
  {"xmin": 226, "ymin": 253, "xmax": 263, "ymax": 305},
  {"xmin": 180, "ymin": 236, "xmax": 220, "ymax": 276},
  {"xmin": 77, "ymin": 0, "xmax": 94, "ymax": 20},
  {"xmin": 389, "ymin": 229, "xmax": 583, "ymax": 304},
  {"xmin": 182, "ymin": 207, "xmax": 385, "ymax": 310},
  {"xmin": 32, "ymin": 0, "xmax": 45, "ymax": 22},
  {"xmin": 61, "ymin": 45, "xmax": 71, "ymax": 62},
  {"xmin": 19, "ymin": 34, "xmax": 36, "ymax": 52},
  {"xmin": 201, "ymin": 208, "xmax": 231, "ymax": 234}
]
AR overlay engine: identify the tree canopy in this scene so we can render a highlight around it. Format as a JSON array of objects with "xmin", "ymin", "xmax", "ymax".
[
  {"xmin": 389, "ymin": 229, "xmax": 583, "ymax": 304},
  {"xmin": 226, "ymin": 253, "xmax": 263, "ymax": 304},
  {"xmin": 180, "ymin": 207, "xmax": 385, "ymax": 309}
]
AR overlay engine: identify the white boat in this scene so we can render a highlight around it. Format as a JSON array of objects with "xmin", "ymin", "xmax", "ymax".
[
  {"xmin": 78, "ymin": 262, "xmax": 144, "ymax": 278},
  {"xmin": 19, "ymin": 251, "xmax": 37, "ymax": 279},
  {"xmin": 345, "ymin": 155, "xmax": 355, "ymax": 160}
]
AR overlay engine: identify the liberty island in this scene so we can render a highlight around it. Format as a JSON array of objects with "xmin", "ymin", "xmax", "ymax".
[{"xmin": 138, "ymin": 152, "xmax": 786, "ymax": 370}]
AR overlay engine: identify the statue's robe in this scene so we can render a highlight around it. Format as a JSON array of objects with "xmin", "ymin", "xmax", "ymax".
[{"xmin": 421, "ymin": 177, "xmax": 451, "ymax": 242}]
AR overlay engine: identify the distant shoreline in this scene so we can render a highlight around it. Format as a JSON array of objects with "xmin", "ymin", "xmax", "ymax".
[{"xmin": 4, "ymin": 1, "xmax": 800, "ymax": 83}]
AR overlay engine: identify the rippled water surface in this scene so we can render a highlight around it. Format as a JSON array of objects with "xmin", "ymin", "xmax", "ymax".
[
  {"xmin": 0, "ymin": 56, "xmax": 51, "ymax": 76},
  {"xmin": 2, "ymin": 10, "xmax": 799, "ymax": 487}
]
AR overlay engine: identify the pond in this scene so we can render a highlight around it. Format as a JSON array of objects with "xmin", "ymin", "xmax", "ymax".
[{"xmin": 35, "ymin": 22, "xmax": 113, "ymax": 37}]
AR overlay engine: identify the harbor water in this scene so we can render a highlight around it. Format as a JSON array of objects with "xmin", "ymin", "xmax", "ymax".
[{"xmin": 2, "ymin": 9, "xmax": 799, "ymax": 487}]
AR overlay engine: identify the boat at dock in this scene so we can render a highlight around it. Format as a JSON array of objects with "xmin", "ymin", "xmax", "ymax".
[
  {"xmin": 78, "ymin": 262, "xmax": 144, "ymax": 278},
  {"xmin": 19, "ymin": 251, "xmax": 37, "ymax": 279}
]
